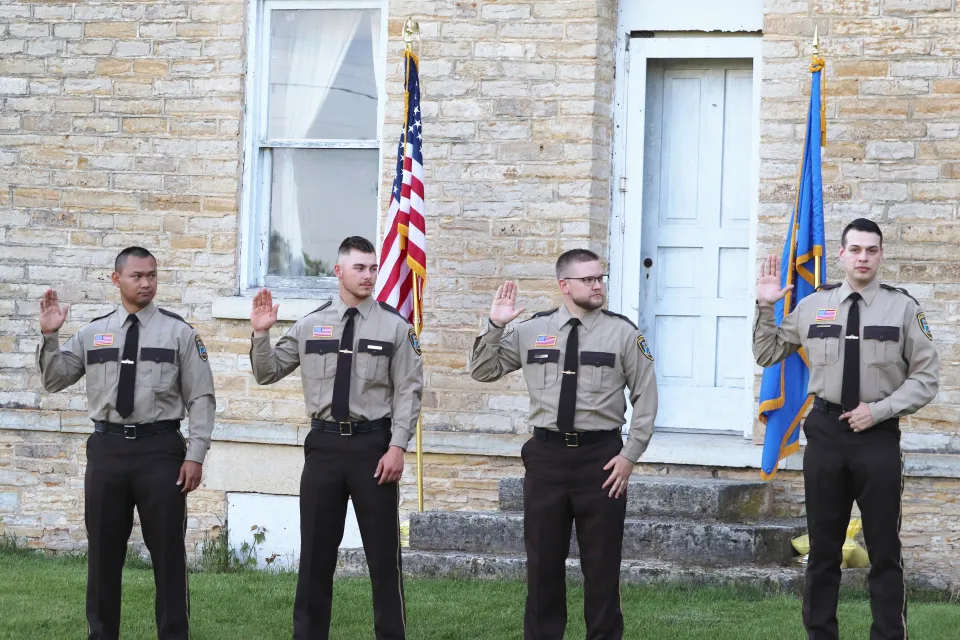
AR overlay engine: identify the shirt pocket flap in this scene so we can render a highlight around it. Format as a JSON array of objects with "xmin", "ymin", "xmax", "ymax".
[
  {"xmin": 358, "ymin": 339, "xmax": 394, "ymax": 357},
  {"xmin": 527, "ymin": 349, "xmax": 560, "ymax": 364},
  {"xmin": 807, "ymin": 324, "xmax": 842, "ymax": 339},
  {"xmin": 305, "ymin": 339, "xmax": 339, "ymax": 355},
  {"xmin": 580, "ymin": 351, "xmax": 616, "ymax": 367},
  {"xmin": 140, "ymin": 347, "xmax": 176, "ymax": 364},
  {"xmin": 87, "ymin": 348, "xmax": 120, "ymax": 364},
  {"xmin": 863, "ymin": 325, "xmax": 900, "ymax": 342}
]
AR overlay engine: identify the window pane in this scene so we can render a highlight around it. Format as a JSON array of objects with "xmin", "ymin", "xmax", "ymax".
[
  {"xmin": 268, "ymin": 9, "xmax": 380, "ymax": 140},
  {"xmin": 268, "ymin": 148, "xmax": 379, "ymax": 278}
]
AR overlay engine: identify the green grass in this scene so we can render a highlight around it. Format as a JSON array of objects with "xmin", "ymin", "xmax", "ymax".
[{"xmin": 1, "ymin": 551, "xmax": 958, "ymax": 639}]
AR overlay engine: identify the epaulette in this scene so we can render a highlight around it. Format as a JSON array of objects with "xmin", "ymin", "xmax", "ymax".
[
  {"xmin": 601, "ymin": 309, "xmax": 639, "ymax": 330},
  {"xmin": 302, "ymin": 301, "xmax": 332, "ymax": 318},
  {"xmin": 378, "ymin": 301, "xmax": 411, "ymax": 324},
  {"xmin": 816, "ymin": 283, "xmax": 841, "ymax": 291},
  {"xmin": 522, "ymin": 308, "xmax": 558, "ymax": 323},
  {"xmin": 89, "ymin": 310, "xmax": 116, "ymax": 324},
  {"xmin": 158, "ymin": 308, "xmax": 192, "ymax": 327},
  {"xmin": 880, "ymin": 283, "xmax": 918, "ymax": 305}
]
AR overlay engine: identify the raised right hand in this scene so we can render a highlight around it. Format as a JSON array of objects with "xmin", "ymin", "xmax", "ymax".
[
  {"xmin": 251, "ymin": 288, "xmax": 280, "ymax": 332},
  {"xmin": 757, "ymin": 255, "xmax": 794, "ymax": 306},
  {"xmin": 490, "ymin": 281, "xmax": 527, "ymax": 327},
  {"xmin": 39, "ymin": 289, "xmax": 70, "ymax": 334}
]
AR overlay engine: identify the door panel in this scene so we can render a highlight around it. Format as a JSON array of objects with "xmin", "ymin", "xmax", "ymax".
[{"xmin": 638, "ymin": 59, "xmax": 753, "ymax": 432}]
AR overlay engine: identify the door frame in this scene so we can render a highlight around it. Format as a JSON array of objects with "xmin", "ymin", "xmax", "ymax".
[{"xmin": 609, "ymin": 34, "xmax": 762, "ymax": 438}]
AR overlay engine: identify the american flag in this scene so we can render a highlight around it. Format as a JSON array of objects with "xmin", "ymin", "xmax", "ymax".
[{"xmin": 376, "ymin": 51, "xmax": 426, "ymax": 328}]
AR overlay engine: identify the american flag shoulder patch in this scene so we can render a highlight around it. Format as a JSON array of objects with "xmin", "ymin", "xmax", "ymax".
[
  {"xmin": 534, "ymin": 335, "xmax": 557, "ymax": 348},
  {"xmin": 93, "ymin": 334, "xmax": 114, "ymax": 347},
  {"xmin": 313, "ymin": 326, "xmax": 334, "ymax": 338},
  {"xmin": 816, "ymin": 309, "xmax": 838, "ymax": 322}
]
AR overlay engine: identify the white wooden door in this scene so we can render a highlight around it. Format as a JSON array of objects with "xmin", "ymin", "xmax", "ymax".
[{"xmin": 638, "ymin": 60, "xmax": 753, "ymax": 432}]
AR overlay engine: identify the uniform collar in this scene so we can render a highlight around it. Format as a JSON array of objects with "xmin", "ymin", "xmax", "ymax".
[
  {"xmin": 335, "ymin": 295, "xmax": 376, "ymax": 321},
  {"xmin": 116, "ymin": 302, "xmax": 158, "ymax": 327},
  {"xmin": 557, "ymin": 303, "xmax": 602, "ymax": 331},
  {"xmin": 837, "ymin": 278, "xmax": 881, "ymax": 306}
]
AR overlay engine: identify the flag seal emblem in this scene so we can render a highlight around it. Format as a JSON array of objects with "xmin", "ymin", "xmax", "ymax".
[
  {"xmin": 534, "ymin": 335, "xmax": 557, "ymax": 348},
  {"xmin": 313, "ymin": 326, "xmax": 333, "ymax": 338},
  {"xmin": 93, "ymin": 334, "xmax": 114, "ymax": 347}
]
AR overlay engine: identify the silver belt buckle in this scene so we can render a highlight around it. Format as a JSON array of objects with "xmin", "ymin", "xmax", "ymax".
[
  {"xmin": 339, "ymin": 422, "xmax": 353, "ymax": 436},
  {"xmin": 564, "ymin": 432, "xmax": 579, "ymax": 447},
  {"xmin": 124, "ymin": 425, "xmax": 137, "ymax": 440}
]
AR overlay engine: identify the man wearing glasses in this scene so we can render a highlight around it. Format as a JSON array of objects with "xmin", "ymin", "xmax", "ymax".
[{"xmin": 470, "ymin": 248, "xmax": 659, "ymax": 640}]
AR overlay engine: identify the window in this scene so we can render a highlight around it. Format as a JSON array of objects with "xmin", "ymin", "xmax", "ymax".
[{"xmin": 241, "ymin": 0, "xmax": 385, "ymax": 292}]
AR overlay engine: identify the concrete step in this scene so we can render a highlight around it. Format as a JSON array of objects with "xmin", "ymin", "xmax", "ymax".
[
  {"xmin": 336, "ymin": 549, "xmax": 869, "ymax": 593},
  {"xmin": 498, "ymin": 476, "xmax": 774, "ymax": 521},
  {"xmin": 410, "ymin": 511, "xmax": 805, "ymax": 567}
]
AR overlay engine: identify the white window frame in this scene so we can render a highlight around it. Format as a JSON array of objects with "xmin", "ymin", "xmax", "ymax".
[
  {"xmin": 609, "ymin": 33, "xmax": 763, "ymax": 439},
  {"xmin": 240, "ymin": 0, "xmax": 388, "ymax": 296}
]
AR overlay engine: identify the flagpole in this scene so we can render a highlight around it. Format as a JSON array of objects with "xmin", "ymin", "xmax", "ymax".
[
  {"xmin": 403, "ymin": 16, "xmax": 425, "ymax": 513},
  {"xmin": 812, "ymin": 27, "xmax": 823, "ymax": 289}
]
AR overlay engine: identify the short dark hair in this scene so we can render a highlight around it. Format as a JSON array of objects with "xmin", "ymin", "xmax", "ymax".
[
  {"xmin": 841, "ymin": 218, "xmax": 883, "ymax": 247},
  {"xmin": 114, "ymin": 246, "xmax": 156, "ymax": 273},
  {"xmin": 556, "ymin": 249, "xmax": 601, "ymax": 279},
  {"xmin": 338, "ymin": 236, "xmax": 376, "ymax": 257}
]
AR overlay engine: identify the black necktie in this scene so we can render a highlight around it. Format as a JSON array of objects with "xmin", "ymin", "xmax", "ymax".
[
  {"xmin": 557, "ymin": 318, "xmax": 581, "ymax": 433},
  {"xmin": 331, "ymin": 308, "xmax": 359, "ymax": 422},
  {"xmin": 116, "ymin": 315, "xmax": 139, "ymax": 419},
  {"xmin": 841, "ymin": 292, "xmax": 862, "ymax": 412}
]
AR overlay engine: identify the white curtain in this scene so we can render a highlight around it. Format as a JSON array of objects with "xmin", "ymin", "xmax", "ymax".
[{"xmin": 273, "ymin": 10, "xmax": 362, "ymax": 276}]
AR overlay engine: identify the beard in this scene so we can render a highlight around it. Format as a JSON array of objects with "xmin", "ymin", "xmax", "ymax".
[{"xmin": 572, "ymin": 291, "xmax": 604, "ymax": 311}]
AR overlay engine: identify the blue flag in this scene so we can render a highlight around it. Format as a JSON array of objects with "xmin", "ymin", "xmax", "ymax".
[{"xmin": 759, "ymin": 58, "xmax": 826, "ymax": 480}]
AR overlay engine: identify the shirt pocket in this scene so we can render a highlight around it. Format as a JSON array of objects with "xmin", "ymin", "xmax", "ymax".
[
  {"xmin": 140, "ymin": 347, "xmax": 177, "ymax": 388},
  {"xmin": 523, "ymin": 349, "xmax": 560, "ymax": 390},
  {"xmin": 86, "ymin": 348, "xmax": 119, "ymax": 390},
  {"xmin": 357, "ymin": 339, "xmax": 394, "ymax": 381},
  {"xmin": 303, "ymin": 339, "xmax": 339, "ymax": 379},
  {"xmin": 863, "ymin": 325, "xmax": 901, "ymax": 368},
  {"xmin": 805, "ymin": 324, "xmax": 841, "ymax": 366},
  {"xmin": 580, "ymin": 351, "xmax": 616, "ymax": 393}
]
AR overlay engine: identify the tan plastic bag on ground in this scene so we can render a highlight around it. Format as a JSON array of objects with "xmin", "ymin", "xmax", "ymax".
[{"xmin": 791, "ymin": 518, "xmax": 870, "ymax": 569}]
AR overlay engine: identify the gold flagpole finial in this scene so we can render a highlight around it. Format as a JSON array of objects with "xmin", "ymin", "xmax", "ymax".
[
  {"xmin": 812, "ymin": 26, "xmax": 820, "ymax": 56},
  {"xmin": 403, "ymin": 16, "xmax": 420, "ymax": 52}
]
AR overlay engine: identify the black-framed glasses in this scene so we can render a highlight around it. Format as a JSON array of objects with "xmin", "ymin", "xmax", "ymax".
[{"xmin": 562, "ymin": 274, "xmax": 609, "ymax": 286}]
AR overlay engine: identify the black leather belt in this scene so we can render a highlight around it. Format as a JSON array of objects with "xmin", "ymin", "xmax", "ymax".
[
  {"xmin": 533, "ymin": 427, "xmax": 620, "ymax": 447},
  {"xmin": 94, "ymin": 420, "xmax": 181, "ymax": 440},
  {"xmin": 310, "ymin": 417, "xmax": 391, "ymax": 436},
  {"xmin": 812, "ymin": 397, "xmax": 845, "ymax": 415}
]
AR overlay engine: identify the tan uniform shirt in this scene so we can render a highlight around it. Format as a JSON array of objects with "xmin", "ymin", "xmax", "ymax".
[
  {"xmin": 37, "ymin": 303, "xmax": 217, "ymax": 463},
  {"xmin": 469, "ymin": 305, "xmax": 658, "ymax": 462},
  {"xmin": 250, "ymin": 296, "xmax": 424, "ymax": 449},
  {"xmin": 754, "ymin": 278, "xmax": 940, "ymax": 422}
]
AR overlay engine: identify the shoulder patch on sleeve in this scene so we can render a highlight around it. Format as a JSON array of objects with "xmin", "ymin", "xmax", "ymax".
[
  {"xmin": 195, "ymin": 335, "xmax": 208, "ymax": 361},
  {"xmin": 881, "ymin": 283, "xmax": 919, "ymax": 305},
  {"xmin": 602, "ymin": 309, "xmax": 640, "ymax": 330},
  {"xmin": 407, "ymin": 328, "xmax": 422, "ymax": 355},
  {"xmin": 521, "ymin": 308, "xmax": 558, "ymax": 323},
  {"xmin": 158, "ymin": 307, "xmax": 193, "ymax": 327},
  {"xmin": 637, "ymin": 334, "xmax": 654, "ymax": 361},
  {"xmin": 917, "ymin": 312, "xmax": 933, "ymax": 341}
]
